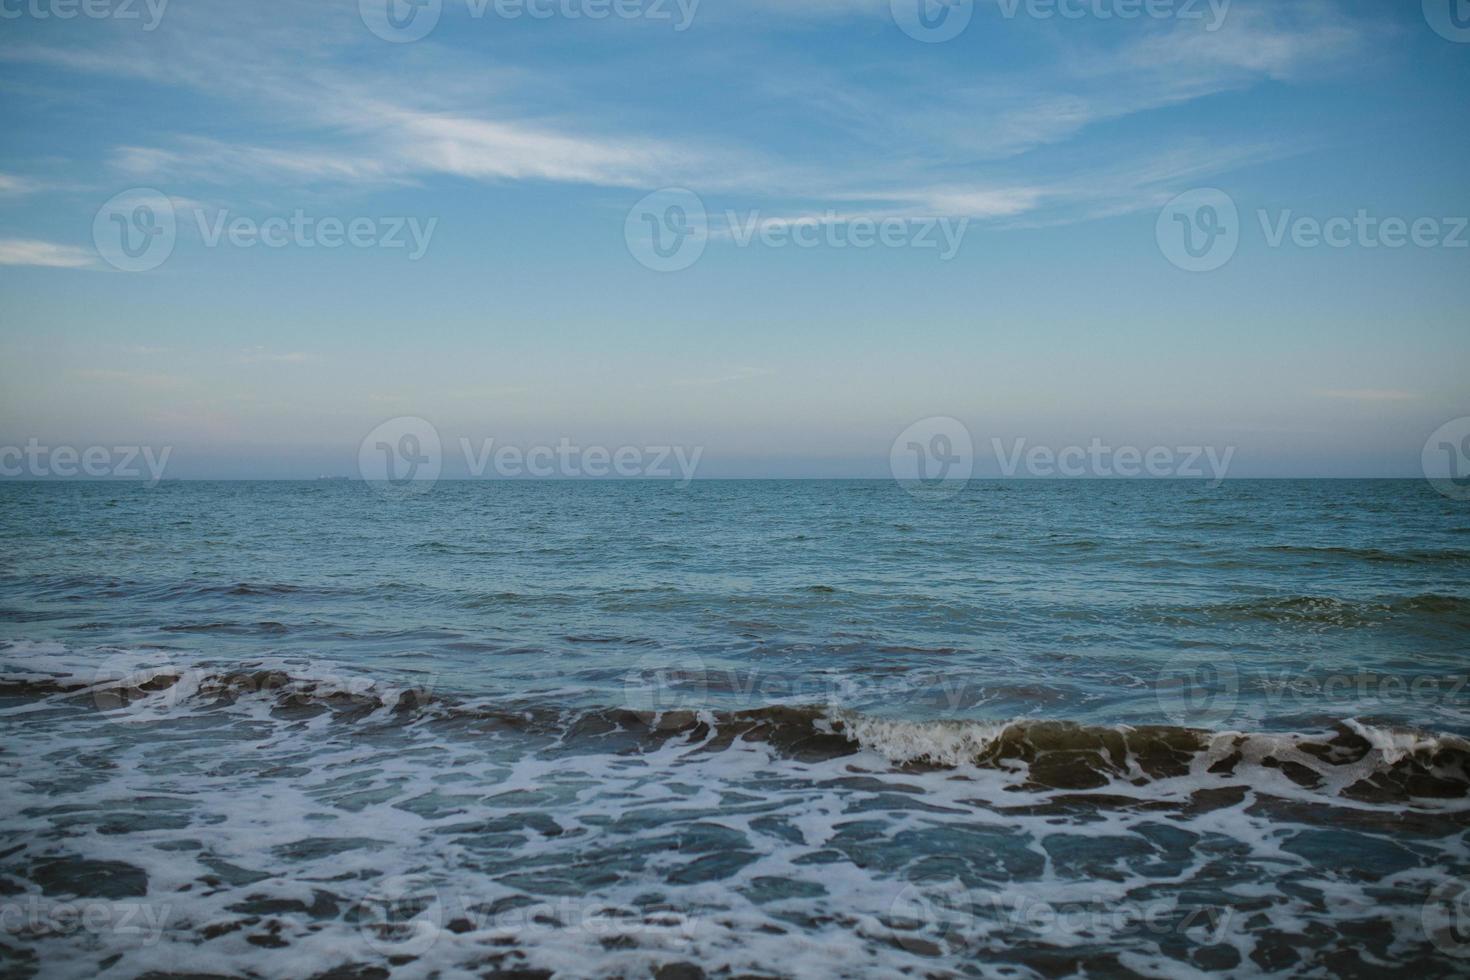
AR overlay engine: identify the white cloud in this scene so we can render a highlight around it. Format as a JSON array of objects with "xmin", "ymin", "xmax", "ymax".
[
  {"xmin": 7, "ymin": 0, "xmax": 1373, "ymax": 234},
  {"xmin": 673, "ymin": 366, "xmax": 776, "ymax": 387},
  {"xmin": 0, "ymin": 174, "xmax": 40, "ymax": 195},
  {"xmin": 0, "ymin": 239, "xmax": 95, "ymax": 269}
]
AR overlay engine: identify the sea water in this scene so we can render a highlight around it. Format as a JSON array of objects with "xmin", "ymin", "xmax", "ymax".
[{"xmin": 1, "ymin": 479, "xmax": 1467, "ymax": 977}]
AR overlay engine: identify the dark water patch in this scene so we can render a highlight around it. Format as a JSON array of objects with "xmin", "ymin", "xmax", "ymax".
[
  {"xmin": 1263, "ymin": 544, "xmax": 1470, "ymax": 565},
  {"xmin": 25, "ymin": 857, "xmax": 147, "ymax": 899},
  {"xmin": 0, "ymin": 609, "xmax": 72, "ymax": 623},
  {"xmin": 463, "ymin": 589, "xmax": 586, "ymax": 611},
  {"xmin": 155, "ymin": 581, "xmax": 350, "ymax": 600},
  {"xmin": 160, "ymin": 621, "xmax": 292, "ymax": 636}
]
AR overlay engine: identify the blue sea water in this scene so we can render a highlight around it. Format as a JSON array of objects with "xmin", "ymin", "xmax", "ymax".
[{"xmin": 1, "ymin": 479, "xmax": 1468, "ymax": 977}]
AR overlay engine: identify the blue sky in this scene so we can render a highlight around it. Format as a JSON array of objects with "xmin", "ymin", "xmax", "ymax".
[{"xmin": 0, "ymin": 0, "xmax": 1467, "ymax": 478}]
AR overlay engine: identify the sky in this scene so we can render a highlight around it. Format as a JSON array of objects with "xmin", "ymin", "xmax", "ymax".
[{"xmin": 0, "ymin": 0, "xmax": 1467, "ymax": 479}]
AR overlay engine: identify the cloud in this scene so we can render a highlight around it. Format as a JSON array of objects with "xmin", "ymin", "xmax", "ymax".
[
  {"xmin": 1112, "ymin": 2, "xmax": 1365, "ymax": 81},
  {"xmin": 0, "ymin": 173, "xmax": 40, "ymax": 195},
  {"xmin": 239, "ymin": 348, "xmax": 319, "ymax": 364},
  {"xmin": 113, "ymin": 140, "xmax": 405, "ymax": 187},
  {"xmin": 6, "ymin": 0, "xmax": 1373, "ymax": 235},
  {"xmin": 673, "ymin": 366, "xmax": 776, "ymax": 387},
  {"xmin": 108, "ymin": 104, "xmax": 707, "ymax": 195},
  {"xmin": 0, "ymin": 239, "xmax": 95, "ymax": 269},
  {"xmin": 1314, "ymin": 389, "xmax": 1419, "ymax": 402},
  {"xmin": 882, "ymin": 3, "xmax": 1367, "ymax": 162},
  {"xmin": 73, "ymin": 368, "xmax": 186, "ymax": 390}
]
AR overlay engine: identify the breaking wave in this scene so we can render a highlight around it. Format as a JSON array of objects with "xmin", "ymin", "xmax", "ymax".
[{"xmin": 6, "ymin": 658, "xmax": 1467, "ymax": 803}]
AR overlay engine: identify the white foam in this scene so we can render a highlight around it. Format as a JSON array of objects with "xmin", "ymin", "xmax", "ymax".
[
  {"xmin": 831, "ymin": 709, "xmax": 1015, "ymax": 767},
  {"xmin": 3, "ymin": 643, "xmax": 1467, "ymax": 978}
]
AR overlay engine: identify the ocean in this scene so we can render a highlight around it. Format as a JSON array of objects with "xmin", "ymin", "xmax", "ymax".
[{"xmin": 1, "ymin": 479, "xmax": 1467, "ymax": 978}]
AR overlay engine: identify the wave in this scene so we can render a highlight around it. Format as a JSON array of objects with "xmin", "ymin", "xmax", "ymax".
[
  {"xmin": 1159, "ymin": 593, "xmax": 1470, "ymax": 628},
  {"xmin": 5, "ymin": 659, "xmax": 1467, "ymax": 803},
  {"xmin": 1263, "ymin": 544, "xmax": 1470, "ymax": 565}
]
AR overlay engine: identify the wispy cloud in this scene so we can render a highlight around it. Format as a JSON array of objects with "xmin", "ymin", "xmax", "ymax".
[
  {"xmin": 239, "ymin": 348, "xmax": 319, "ymax": 365},
  {"xmin": 114, "ymin": 141, "xmax": 404, "ymax": 187},
  {"xmin": 673, "ymin": 366, "xmax": 776, "ymax": 387},
  {"xmin": 73, "ymin": 368, "xmax": 186, "ymax": 390},
  {"xmin": 3, "ymin": 0, "xmax": 1373, "ymax": 234},
  {"xmin": 0, "ymin": 238, "xmax": 94, "ymax": 268},
  {"xmin": 1315, "ymin": 389, "xmax": 1419, "ymax": 402},
  {"xmin": 0, "ymin": 173, "xmax": 41, "ymax": 195}
]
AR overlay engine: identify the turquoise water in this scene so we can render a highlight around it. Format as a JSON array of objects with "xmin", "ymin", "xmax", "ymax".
[{"xmin": 2, "ymin": 479, "xmax": 1468, "ymax": 977}]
